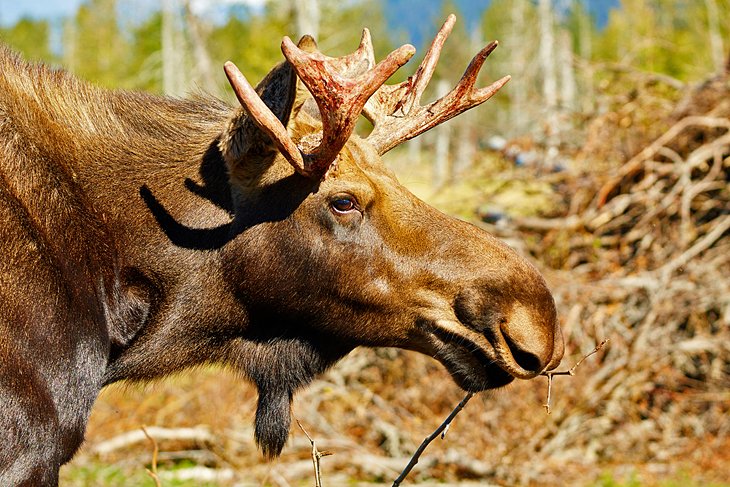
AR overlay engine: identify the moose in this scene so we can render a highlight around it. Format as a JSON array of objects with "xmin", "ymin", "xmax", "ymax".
[{"xmin": 0, "ymin": 15, "xmax": 563, "ymax": 485}]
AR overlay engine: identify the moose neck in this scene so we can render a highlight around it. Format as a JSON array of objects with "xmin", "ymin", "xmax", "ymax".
[{"xmin": 51, "ymin": 90, "xmax": 351, "ymax": 397}]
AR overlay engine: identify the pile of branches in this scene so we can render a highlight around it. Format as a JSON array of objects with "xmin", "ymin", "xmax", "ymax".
[{"xmin": 503, "ymin": 81, "xmax": 730, "ymax": 482}]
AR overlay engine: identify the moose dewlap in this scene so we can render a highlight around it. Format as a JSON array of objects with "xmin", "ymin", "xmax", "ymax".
[{"xmin": 0, "ymin": 14, "xmax": 563, "ymax": 485}]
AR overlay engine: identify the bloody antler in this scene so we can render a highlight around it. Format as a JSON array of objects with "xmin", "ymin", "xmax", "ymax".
[
  {"xmin": 363, "ymin": 14, "xmax": 511, "ymax": 155},
  {"xmin": 224, "ymin": 15, "xmax": 508, "ymax": 177},
  {"xmin": 281, "ymin": 36, "xmax": 414, "ymax": 173},
  {"xmin": 225, "ymin": 35, "xmax": 414, "ymax": 178}
]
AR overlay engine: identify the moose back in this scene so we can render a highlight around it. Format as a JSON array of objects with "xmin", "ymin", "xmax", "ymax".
[{"xmin": 0, "ymin": 15, "xmax": 563, "ymax": 485}]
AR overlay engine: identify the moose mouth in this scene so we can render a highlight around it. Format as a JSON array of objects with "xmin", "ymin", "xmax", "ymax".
[{"xmin": 421, "ymin": 319, "xmax": 537, "ymax": 392}]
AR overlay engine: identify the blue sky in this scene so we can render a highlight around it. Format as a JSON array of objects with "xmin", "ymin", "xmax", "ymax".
[
  {"xmin": 0, "ymin": 0, "xmax": 264, "ymax": 26},
  {"xmin": 0, "ymin": 0, "xmax": 82, "ymax": 26},
  {"xmin": 0, "ymin": 0, "xmax": 620, "ymax": 30}
]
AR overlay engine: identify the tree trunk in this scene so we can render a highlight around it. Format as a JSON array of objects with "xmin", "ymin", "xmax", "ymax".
[
  {"xmin": 577, "ymin": 0, "xmax": 595, "ymax": 114},
  {"xmin": 558, "ymin": 30, "xmax": 576, "ymax": 113},
  {"xmin": 162, "ymin": 0, "xmax": 184, "ymax": 95},
  {"xmin": 704, "ymin": 0, "xmax": 725, "ymax": 74},
  {"xmin": 509, "ymin": 0, "xmax": 527, "ymax": 135},
  {"xmin": 538, "ymin": 0, "xmax": 558, "ymax": 165},
  {"xmin": 433, "ymin": 79, "xmax": 451, "ymax": 189},
  {"xmin": 184, "ymin": 1, "xmax": 217, "ymax": 93},
  {"xmin": 453, "ymin": 118, "xmax": 476, "ymax": 179},
  {"xmin": 453, "ymin": 27, "xmax": 482, "ymax": 178},
  {"xmin": 293, "ymin": 0, "xmax": 320, "ymax": 39},
  {"xmin": 62, "ymin": 18, "xmax": 77, "ymax": 74},
  {"xmin": 408, "ymin": 137, "xmax": 421, "ymax": 168}
]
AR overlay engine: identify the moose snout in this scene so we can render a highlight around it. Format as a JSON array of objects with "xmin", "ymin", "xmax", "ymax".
[
  {"xmin": 453, "ymin": 284, "xmax": 564, "ymax": 379},
  {"xmin": 500, "ymin": 302, "xmax": 563, "ymax": 377}
]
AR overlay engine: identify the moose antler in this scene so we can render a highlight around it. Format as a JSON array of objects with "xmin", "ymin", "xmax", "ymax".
[
  {"xmin": 224, "ymin": 15, "xmax": 508, "ymax": 176},
  {"xmin": 363, "ymin": 14, "xmax": 511, "ymax": 155},
  {"xmin": 224, "ymin": 35, "xmax": 415, "ymax": 178}
]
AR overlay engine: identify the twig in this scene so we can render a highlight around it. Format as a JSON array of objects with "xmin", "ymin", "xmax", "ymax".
[
  {"xmin": 658, "ymin": 215, "xmax": 730, "ymax": 281},
  {"xmin": 297, "ymin": 420, "xmax": 333, "ymax": 487},
  {"xmin": 141, "ymin": 426, "xmax": 162, "ymax": 487},
  {"xmin": 392, "ymin": 392, "xmax": 474, "ymax": 487},
  {"xmin": 596, "ymin": 116, "xmax": 730, "ymax": 206},
  {"xmin": 540, "ymin": 339, "xmax": 610, "ymax": 414}
]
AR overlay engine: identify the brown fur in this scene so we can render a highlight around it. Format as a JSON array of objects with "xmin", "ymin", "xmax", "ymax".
[{"xmin": 0, "ymin": 43, "xmax": 562, "ymax": 486}]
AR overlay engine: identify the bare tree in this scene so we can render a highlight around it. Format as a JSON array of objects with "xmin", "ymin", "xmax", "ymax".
[
  {"xmin": 407, "ymin": 137, "xmax": 422, "ymax": 168},
  {"xmin": 558, "ymin": 30, "xmax": 576, "ymax": 112},
  {"xmin": 184, "ymin": 1, "xmax": 217, "ymax": 93},
  {"xmin": 704, "ymin": 0, "xmax": 726, "ymax": 74},
  {"xmin": 62, "ymin": 18, "xmax": 77, "ymax": 74},
  {"xmin": 433, "ymin": 79, "xmax": 451, "ymax": 189},
  {"xmin": 293, "ymin": 0, "xmax": 320, "ymax": 39},
  {"xmin": 453, "ymin": 27, "xmax": 483, "ymax": 178},
  {"xmin": 162, "ymin": 0, "xmax": 185, "ymax": 95},
  {"xmin": 538, "ymin": 0, "xmax": 558, "ymax": 163},
  {"xmin": 576, "ymin": 0, "xmax": 595, "ymax": 114},
  {"xmin": 509, "ymin": 0, "xmax": 528, "ymax": 134}
]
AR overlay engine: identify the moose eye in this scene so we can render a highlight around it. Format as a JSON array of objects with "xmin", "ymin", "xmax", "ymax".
[{"xmin": 330, "ymin": 195, "xmax": 358, "ymax": 214}]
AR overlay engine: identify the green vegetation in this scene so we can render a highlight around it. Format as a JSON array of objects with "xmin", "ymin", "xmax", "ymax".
[
  {"xmin": 1, "ymin": 0, "xmax": 727, "ymax": 151},
  {"xmin": 0, "ymin": 17, "xmax": 53, "ymax": 61},
  {"xmin": 61, "ymin": 459, "xmax": 222, "ymax": 486},
  {"xmin": 2, "ymin": 1, "xmax": 727, "ymax": 90},
  {"xmin": 593, "ymin": 470, "xmax": 730, "ymax": 487}
]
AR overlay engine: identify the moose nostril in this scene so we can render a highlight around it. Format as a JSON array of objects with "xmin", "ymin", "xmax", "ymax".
[
  {"xmin": 513, "ymin": 348, "xmax": 543, "ymax": 373},
  {"xmin": 504, "ymin": 336, "xmax": 543, "ymax": 373}
]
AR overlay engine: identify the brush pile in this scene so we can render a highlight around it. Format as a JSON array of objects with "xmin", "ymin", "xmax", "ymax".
[{"xmin": 498, "ymin": 71, "xmax": 730, "ymax": 484}]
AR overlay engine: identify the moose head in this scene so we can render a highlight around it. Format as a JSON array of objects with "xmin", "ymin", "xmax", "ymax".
[
  {"xmin": 205, "ymin": 14, "xmax": 565, "ymax": 456},
  {"xmin": 0, "ymin": 14, "xmax": 562, "ymax": 484}
]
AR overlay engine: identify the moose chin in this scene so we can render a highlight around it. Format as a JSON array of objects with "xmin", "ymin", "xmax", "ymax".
[{"xmin": 0, "ymin": 14, "xmax": 563, "ymax": 485}]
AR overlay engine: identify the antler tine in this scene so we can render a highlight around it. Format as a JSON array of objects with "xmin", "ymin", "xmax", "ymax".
[
  {"xmin": 282, "ymin": 36, "xmax": 415, "ymax": 175},
  {"xmin": 329, "ymin": 28, "xmax": 377, "ymax": 75},
  {"xmin": 223, "ymin": 61, "xmax": 306, "ymax": 173},
  {"xmin": 362, "ymin": 15, "xmax": 454, "ymax": 126},
  {"xmin": 304, "ymin": 29, "xmax": 377, "ymax": 79},
  {"xmin": 426, "ymin": 41, "xmax": 511, "ymax": 123},
  {"xmin": 365, "ymin": 15, "xmax": 511, "ymax": 156},
  {"xmin": 405, "ymin": 13, "xmax": 456, "ymax": 113},
  {"xmin": 456, "ymin": 41, "xmax": 506, "ymax": 98},
  {"xmin": 359, "ymin": 29, "xmax": 376, "ymax": 68}
]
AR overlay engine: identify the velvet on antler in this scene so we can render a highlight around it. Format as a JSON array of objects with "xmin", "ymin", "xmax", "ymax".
[
  {"xmin": 363, "ymin": 14, "xmax": 511, "ymax": 155},
  {"xmin": 225, "ymin": 35, "xmax": 414, "ymax": 178},
  {"xmin": 224, "ymin": 14, "xmax": 509, "ymax": 177}
]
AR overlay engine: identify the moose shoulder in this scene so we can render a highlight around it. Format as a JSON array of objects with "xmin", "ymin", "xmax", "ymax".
[{"xmin": 0, "ymin": 15, "xmax": 563, "ymax": 485}]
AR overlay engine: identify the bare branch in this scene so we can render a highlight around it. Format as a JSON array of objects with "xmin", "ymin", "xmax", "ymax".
[
  {"xmin": 596, "ymin": 116, "xmax": 730, "ymax": 207},
  {"xmin": 141, "ymin": 426, "xmax": 162, "ymax": 487},
  {"xmin": 94, "ymin": 425, "xmax": 214, "ymax": 455},
  {"xmin": 297, "ymin": 419, "xmax": 333, "ymax": 487},
  {"xmin": 392, "ymin": 392, "xmax": 474, "ymax": 486},
  {"xmin": 540, "ymin": 339, "xmax": 610, "ymax": 414},
  {"xmin": 658, "ymin": 214, "xmax": 730, "ymax": 280}
]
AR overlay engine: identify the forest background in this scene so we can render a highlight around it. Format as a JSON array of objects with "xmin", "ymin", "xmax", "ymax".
[{"xmin": 1, "ymin": 0, "xmax": 729, "ymax": 486}]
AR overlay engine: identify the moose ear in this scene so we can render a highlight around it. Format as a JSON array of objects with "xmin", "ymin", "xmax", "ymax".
[{"xmin": 219, "ymin": 59, "xmax": 298, "ymax": 181}]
